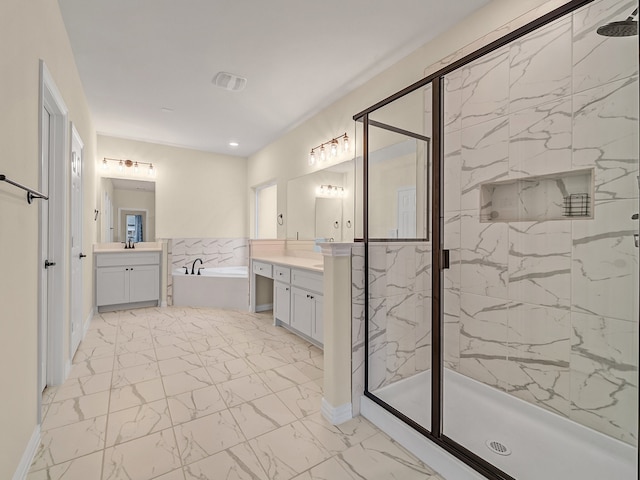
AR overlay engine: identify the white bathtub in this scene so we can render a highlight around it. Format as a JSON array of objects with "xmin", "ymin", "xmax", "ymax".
[{"xmin": 172, "ymin": 266, "xmax": 249, "ymax": 310}]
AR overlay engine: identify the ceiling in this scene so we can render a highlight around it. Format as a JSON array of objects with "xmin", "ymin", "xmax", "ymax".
[{"xmin": 58, "ymin": 0, "xmax": 490, "ymax": 157}]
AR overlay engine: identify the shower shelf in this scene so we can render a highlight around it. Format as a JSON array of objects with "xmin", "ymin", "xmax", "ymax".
[{"xmin": 480, "ymin": 168, "xmax": 594, "ymax": 223}]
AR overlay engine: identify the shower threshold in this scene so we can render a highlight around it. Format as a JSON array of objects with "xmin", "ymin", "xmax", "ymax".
[{"xmin": 367, "ymin": 369, "xmax": 636, "ymax": 480}]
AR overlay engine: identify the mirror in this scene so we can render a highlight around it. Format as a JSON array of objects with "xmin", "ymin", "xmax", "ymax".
[
  {"xmin": 315, "ymin": 198, "xmax": 343, "ymax": 241},
  {"xmin": 287, "ymin": 160, "xmax": 355, "ymax": 241},
  {"xmin": 99, "ymin": 177, "xmax": 156, "ymax": 242}
]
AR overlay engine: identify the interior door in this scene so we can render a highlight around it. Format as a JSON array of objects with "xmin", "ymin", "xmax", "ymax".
[
  {"xmin": 39, "ymin": 104, "xmax": 51, "ymax": 393},
  {"xmin": 397, "ymin": 186, "xmax": 416, "ymax": 238},
  {"xmin": 70, "ymin": 126, "xmax": 84, "ymax": 356}
]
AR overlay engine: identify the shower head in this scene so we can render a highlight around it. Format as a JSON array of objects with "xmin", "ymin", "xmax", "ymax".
[{"xmin": 596, "ymin": 7, "xmax": 638, "ymax": 37}]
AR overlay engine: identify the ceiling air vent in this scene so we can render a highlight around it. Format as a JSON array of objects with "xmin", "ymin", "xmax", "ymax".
[{"xmin": 212, "ymin": 72, "xmax": 247, "ymax": 92}]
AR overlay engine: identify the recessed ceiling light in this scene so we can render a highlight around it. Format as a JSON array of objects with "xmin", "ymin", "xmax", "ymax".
[
  {"xmin": 229, "ymin": 141, "xmax": 239, "ymax": 147},
  {"xmin": 160, "ymin": 107, "xmax": 174, "ymax": 113}
]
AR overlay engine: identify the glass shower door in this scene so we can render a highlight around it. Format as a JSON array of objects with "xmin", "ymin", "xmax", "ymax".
[{"xmin": 365, "ymin": 85, "xmax": 433, "ymax": 432}]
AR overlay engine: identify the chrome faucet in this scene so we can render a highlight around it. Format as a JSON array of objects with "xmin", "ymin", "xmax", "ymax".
[{"xmin": 191, "ymin": 258, "xmax": 203, "ymax": 275}]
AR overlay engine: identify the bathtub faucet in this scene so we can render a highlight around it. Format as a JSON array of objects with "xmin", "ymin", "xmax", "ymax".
[{"xmin": 191, "ymin": 258, "xmax": 203, "ymax": 275}]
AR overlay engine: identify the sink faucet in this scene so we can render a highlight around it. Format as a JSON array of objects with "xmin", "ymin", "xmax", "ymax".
[{"xmin": 191, "ymin": 258, "xmax": 203, "ymax": 275}]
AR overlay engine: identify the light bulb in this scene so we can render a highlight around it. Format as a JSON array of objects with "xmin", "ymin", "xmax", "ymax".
[
  {"xmin": 148, "ymin": 163, "xmax": 154, "ymax": 176},
  {"xmin": 309, "ymin": 150, "xmax": 316, "ymax": 166},
  {"xmin": 343, "ymin": 134, "xmax": 350, "ymax": 152},
  {"xmin": 319, "ymin": 145, "xmax": 326, "ymax": 162},
  {"xmin": 330, "ymin": 139, "xmax": 338, "ymax": 157},
  {"xmin": 102, "ymin": 159, "xmax": 108, "ymax": 170},
  {"xmin": 134, "ymin": 162, "xmax": 139, "ymax": 173},
  {"xmin": 118, "ymin": 160, "xmax": 124, "ymax": 172}
]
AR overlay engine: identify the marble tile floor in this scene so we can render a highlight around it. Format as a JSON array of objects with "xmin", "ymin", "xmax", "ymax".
[{"xmin": 29, "ymin": 306, "xmax": 444, "ymax": 480}]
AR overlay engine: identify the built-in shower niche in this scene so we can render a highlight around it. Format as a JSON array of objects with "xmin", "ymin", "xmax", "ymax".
[{"xmin": 479, "ymin": 168, "xmax": 593, "ymax": 222}]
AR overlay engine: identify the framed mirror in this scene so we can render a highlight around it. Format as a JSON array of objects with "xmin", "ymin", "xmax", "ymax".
[{"xmin": 99, "ymin": 177, "xmax": 156, "ymax": 242}]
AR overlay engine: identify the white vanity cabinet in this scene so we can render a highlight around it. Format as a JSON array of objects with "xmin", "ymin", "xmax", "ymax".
[
  {"xmin": 96, "ymin": 251, "xmax": 160, "ymax": 310},
  {"xmin": 251, "ymin": 258, "xmax": 323, "ymax": 347},
  {"xmin": 290, "ymin": 287, "xmax": 323, "ymax": 343},
  {"xmin": 273, "ymin": 265, "xmax": 291, "ymax": 325}
]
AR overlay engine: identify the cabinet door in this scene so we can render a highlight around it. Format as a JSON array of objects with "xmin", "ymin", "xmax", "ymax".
[
  {"xmin": 312, "ymin": 293, "xmax": 324, "ymax": 344},
  {"xmin": 96, "ymin": 266, "xmax": 129, "ymax": 306},
  {"xmin": 129, "ymin": 265, "xmax": 159, "ymax": 303},
  {"xmin": 290, "ymin": 287, "xmax": 312, "ymax": 336},
  {"xmin": 274, "ymin": 281, "xmax": 291, "ymax": 325}
]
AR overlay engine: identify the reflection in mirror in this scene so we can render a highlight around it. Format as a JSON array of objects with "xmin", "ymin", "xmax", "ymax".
[
  {"xmin": 315, "ymin": 198, "xmax": 343, "ymax": 241},
  {"xmin": 366, "ymin": 137, "xmax": 429, "ymax": 240},
  {"xmin": 287, "ymin": 160, "xmax": 354, "ymax": 241},
  {"xmin": 100, "ymin": 177, "xmax": 156, "ymax": 242}
]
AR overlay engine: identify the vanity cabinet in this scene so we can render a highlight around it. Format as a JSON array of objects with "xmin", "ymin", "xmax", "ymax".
[
  {"xmin": 251, "ymin": 259, "xmax": 323, "ymax": 347},
  {"xmin": 291, "ymin": 287, "xmax": 323, "ymax": 343},
  {"xmin": 274, "ymin": 281, "xmax": 291, "ymax": 325},
  {"xmin": 96, "ymin": 251, "xmax": 160, "ymax": 310}
]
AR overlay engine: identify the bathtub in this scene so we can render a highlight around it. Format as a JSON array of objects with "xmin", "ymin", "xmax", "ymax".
[{"xmin": 172, "ymin": 266, "xmax": 249, "ymax": 310}]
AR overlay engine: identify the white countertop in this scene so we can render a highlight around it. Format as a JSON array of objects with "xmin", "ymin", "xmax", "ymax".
[
  {"xmin": 94, "ymin": 242, "xmax": 163, "ymax": 253},
  {"xmin": 252, "ymin": 255, "xmax": 323, "ymax": 273}
]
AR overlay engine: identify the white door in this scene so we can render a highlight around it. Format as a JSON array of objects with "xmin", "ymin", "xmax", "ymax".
[
  {"xmin": 39, "ymin": 104, "xmax": 51, "ymax": 393},
  {"xmin": 70, "ymin": 126, "xmax": 84, "ymax": 356},
  {"xmin": 39, "ymin": 61, "xmax": 69, "ymax": 395},
  {"xmin": 397, "ymin": 186, "xmax": 417, "ymax": 238}
]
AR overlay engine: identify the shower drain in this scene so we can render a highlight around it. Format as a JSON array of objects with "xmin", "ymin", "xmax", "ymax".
[{"xmin": 486, "ymin": 440, "xmax": 511, "ymax": 456}]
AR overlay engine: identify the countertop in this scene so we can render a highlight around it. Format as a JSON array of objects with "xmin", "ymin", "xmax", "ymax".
[
  {"xmin": 94, "ymin": 242, "xmax": 163, "ymax": 253},
  {"xmin": 251, "ymin": 255, "xmax": 323, "ymax": 273}
]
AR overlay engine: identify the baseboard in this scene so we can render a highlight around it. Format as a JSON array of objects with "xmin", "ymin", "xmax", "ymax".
[
  {"xmin": 321, "ymin": 398, "xmax": 353, "ymax": 425},
  {"xmin": 65, "ymin": 359, "xmax": 72, "ymax": 379},
  {"xmin": 12, "ymin": 424, "xmax": 40, "ymax": 480},
  {"xmin": 255, "ymin": 303, "xmax": 273, "ymax": 313},
  {"xmin": 160, "ymin": 301, "xmax": 168, "ymax": 308}
]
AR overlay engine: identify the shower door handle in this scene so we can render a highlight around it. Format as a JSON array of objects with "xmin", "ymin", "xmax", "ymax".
[{"xmin": 442, "ymin": 249, "xmax": 450, "ymax": 270}]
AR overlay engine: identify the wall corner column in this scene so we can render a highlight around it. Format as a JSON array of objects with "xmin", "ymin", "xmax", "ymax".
[{"xmin": 319, "ymin": 242, "xmax": 353, "ymax": 425}]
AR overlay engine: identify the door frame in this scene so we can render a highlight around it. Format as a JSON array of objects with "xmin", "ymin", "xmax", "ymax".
[
  {"xmin": 38, "ymin": 60, "xmax": 69, "ymax": 409},
  {"xmin": 70, "ymin": 123, "xmax": 84, "ymax": 357}
]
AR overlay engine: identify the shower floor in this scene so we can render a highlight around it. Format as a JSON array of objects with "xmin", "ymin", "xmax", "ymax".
[{"xmin": 372, "ymin": 369, "xmax": 636, "ymax": 480}]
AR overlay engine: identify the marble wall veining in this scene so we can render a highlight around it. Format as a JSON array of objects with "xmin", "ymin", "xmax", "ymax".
[
  {"xmin": 442, "ymin": 0, "xmax": 638, "ymax": 445},
  {"xmin": 165, "ymin": 238, "xmax": 249, "ymax": 306},
  {"xmin": 353, "ymin": 0, "xmax": 638, "ymax": 448}
]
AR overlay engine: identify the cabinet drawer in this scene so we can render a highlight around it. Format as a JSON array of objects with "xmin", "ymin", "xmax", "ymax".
[
  {"xmin": 291, "ymin": 269, "xmax": 323, "ymax": 294},
  {"xmin": 252, "ymin": 260, "xmax": 273, "ymax": 278},
  {"xmin": 273, "ymin": 266, "xmax": 291, "ymax": 283},
  {"xmin": 96, "ymin": 252, "xmax": 159, "ymax": 267}
]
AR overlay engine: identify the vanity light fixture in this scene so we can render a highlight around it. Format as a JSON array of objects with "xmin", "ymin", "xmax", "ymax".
[
  {"xmin": 308, "ymin": 132, "xmax": 350, "ymax": 166},
  {"xmin": 101, "ymin": 158, "xmax": 157, "ymax": 177},
  {"xmin": 316, "ymin": 184, "xmax": 346, "ymax": 198}
]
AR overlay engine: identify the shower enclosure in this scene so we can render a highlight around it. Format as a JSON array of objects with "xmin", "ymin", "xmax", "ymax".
[{"xmin": 355, "ymin": 0, "xmax": 638, "ymax": 478}]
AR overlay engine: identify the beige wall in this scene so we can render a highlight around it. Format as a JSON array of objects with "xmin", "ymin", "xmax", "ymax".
[
  {"xmin": 97, "ymin": 135, "xmax": 248, "ymax": 239},
  {"xmin": 0, "ymin": 0, "xmax": 97, "ymax": 478},
  {"xmin": 247, "ymin": 0, "xmax": 565, "ymax": 239}
]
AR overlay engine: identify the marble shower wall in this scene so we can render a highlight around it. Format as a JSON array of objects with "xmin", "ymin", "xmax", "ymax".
[
  {"xmin": 165, "ymin": 238, "xmax": 249, "ymax": 306},
  {"xmin": 367, "ymin": 243, "xmax": 432, "ymax": 392},
  {"xmin": 442, "ymin": 0, "xmax": 638, "ymax": 445}
]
